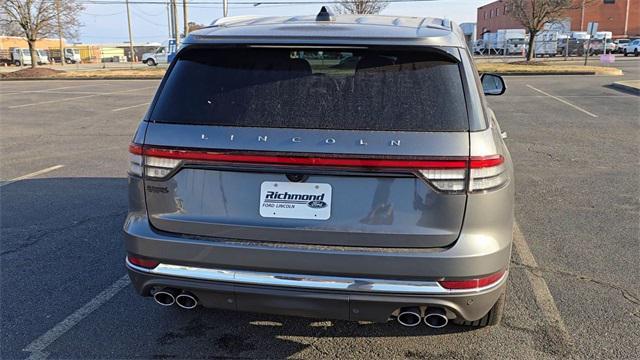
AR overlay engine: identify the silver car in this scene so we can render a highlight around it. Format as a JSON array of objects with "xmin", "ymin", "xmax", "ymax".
[{"xmin": 125, "ymin": 8, "xmax": 513, "ymax": 329}]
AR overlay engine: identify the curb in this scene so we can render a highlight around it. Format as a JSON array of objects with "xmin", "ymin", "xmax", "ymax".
[{"xmin": 610, "ymin": 82, "xmax": 640, "ymax": 95}]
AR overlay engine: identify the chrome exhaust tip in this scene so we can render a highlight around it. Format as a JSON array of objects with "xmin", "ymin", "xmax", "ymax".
[
  {"xmin": 424, "ymin": 307, "xmax": 448, "ymax": 329},
  {"xmin": 397, "ymin": 307, "xmax": 422, "ymax": 327},
  {"xmin": 175, "ymin": 291, "xmax": 198, "ymax": 309},
  {"xmin": 153, "ymin": 288, "xmax": 178, "ymax": 307}
]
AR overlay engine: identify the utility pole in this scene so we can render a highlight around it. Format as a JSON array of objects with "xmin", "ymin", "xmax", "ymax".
[
  {"xmin": 624, "ymin": 0, "xmax": 630, "ymax": 36},
  {"xmin": 183, "ymin": 0, "xmax": 189, "ymax": 37},
  {"xmin": 223, "ymin": 0, "xmax": 228, "ymax": 17},
  {"xmin": 580, "ymin": 0, "xmax": 585, "ymax": 31},
  {"xmin": 125, "ymin": 0, "xmax": 135, "ymax": 64},
  {"xmin": 54, "ymin": 0, "xmax": 64, "ymax": 66},
  {"xmin": 167, "ymin": 2, "xmax": 172, "ymax": 39},
  {"xmin": 171, "ymin": 0, "xmax": 179, "ymax": 45}
]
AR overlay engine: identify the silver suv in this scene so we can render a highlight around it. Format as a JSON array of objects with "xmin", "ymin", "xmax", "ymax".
[{"xmin": 125, "ymin": 8, "xmax": 513, "ymax": 329}]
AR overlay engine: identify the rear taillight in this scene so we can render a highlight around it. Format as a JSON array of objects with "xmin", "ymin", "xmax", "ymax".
[
  {"xmin": 438, "ymin": 270, "xmax": 506, "ymax": 290},
  {"xmin": 468, "ymin": 155, "xmax": 508, "ymax": 192},
  {"xmin": 128, "ymin": 143, "xmax": 180, "ymax": 179},
  {"xmin": 129, "ymin": 144, "xmax": 508, "ymax": 192},
  {"xmin": 419, "ymin": 155, "xmax": 507, "ymax": 193}
]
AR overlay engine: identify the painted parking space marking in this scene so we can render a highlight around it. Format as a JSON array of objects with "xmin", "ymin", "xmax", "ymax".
[
  {"xmin": 526, "ymin": 84, "xmax": 598, "ymax": 118},
  {"xmin": 0, "ymin": 84, "xmax": 114, "ymax": 96},
  {"xmin": 0, "ymin": 165, "xmax": 64, "ymax": 187},
  {"xmin": 7, "ymin": 87, "xmax": 156, "ymax": 109},
  {"xmin": 112, "ymin": 102, "xmax": 150, "ymax": 112},
  {"xmin": 512, "ymin": 222, "xmax": 574, "ymax": 353},
  {"xmin": 22, "ymin": 275, "xmax": 131, "ymax": 360}
]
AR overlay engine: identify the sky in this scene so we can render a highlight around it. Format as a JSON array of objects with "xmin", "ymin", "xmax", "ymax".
[{"xmin": 78, "ymin": 0, "xmax": 491, "ymax": 44}]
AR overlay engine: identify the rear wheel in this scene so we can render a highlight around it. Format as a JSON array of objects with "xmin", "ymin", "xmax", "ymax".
[
  {"xmin": 635, "ymin": 49, "xmax": 639, "ymax": 57},
  {"xmin": 147, "ymin": 58, "xmax": 156, "ymax": 66},
  {"xmin": 624, "ymin": 50, "xmax": 628, "ymax": 57},
  {"xmin": 453, "ymin": 286, "xmax": 506, "ymax": 327},
  {"xmin": 14, "ymin": 60, "xmax": 21, "ymax": 66}
]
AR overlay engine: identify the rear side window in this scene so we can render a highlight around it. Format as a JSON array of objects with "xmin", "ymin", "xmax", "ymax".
[{"xmin": 151, "ymin": 47, "xmax": 469, "ymax": 132}]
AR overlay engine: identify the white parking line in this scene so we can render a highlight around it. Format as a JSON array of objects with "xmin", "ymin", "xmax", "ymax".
[
  {"xmin": 526, "ymin": 84, "xmax": 598, "ymax": 118},
  {"xmin": 23, "ymin": 275, "xmax": 131, "ymax": 360},
  {"xmin": 512, "ymin": 223, "xmax": 574, "ymax": 351},
  {"xmin": 7, "ymin": 87, "xmax": 156, "ymax": 109},
  {"xmin": 18, "ymin": 222, "xmax": 571, "ymax": 358},
  {"xmin": 0, "ymin": 84, "xmax": 110, "ymax": 96},
  {"xmin": 112, "ymin": 102, "xmax": 150, "ymax": 112},
  {"xmin": 0, "ymin": 165, "xmax": 64, "ymax": 187}
]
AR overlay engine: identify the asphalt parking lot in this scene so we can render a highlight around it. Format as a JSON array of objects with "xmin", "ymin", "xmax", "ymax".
[{"xmin": 1, "ymin": 60, "xmax": 639, "ymax": 359}]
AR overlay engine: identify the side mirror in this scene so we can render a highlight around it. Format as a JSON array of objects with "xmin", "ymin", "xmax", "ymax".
[{"xmin": 481, "ymin": 73, "xmax": 507, "ymax": 96}]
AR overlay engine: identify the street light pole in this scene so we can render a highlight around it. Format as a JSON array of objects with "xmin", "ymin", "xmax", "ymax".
[
  {"xmin": 125, "ymin": 0, "xmax": 135, "ymax": 64},
  {"xmin": 183, "ymin": 0, "xmax": 189, "ymax": 36},
  {"xmin": 171, "ymin": 0, "xmax": 179, "ymax": 45},
  {"xmin": 55, "ymin": 0, "xmax": 64, "ymax": 66},
  {"xmin": 223, "ymin": 0, "xmax": 228, "ymax": 17}
]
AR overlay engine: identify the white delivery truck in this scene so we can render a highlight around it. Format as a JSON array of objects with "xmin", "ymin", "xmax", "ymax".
[
  {"xmin": 534, "ymin": 30, "xmax": 559, "ymax": 57},
  {"xmin": 142, "ymin": 39, "xmax": 177, "ymax": 66},
  {"xmin": 482, "ymin": 29, "xmax": 527, "ymax": 55},
  {"xmin": 9, "ymin": 48, "xmax": 32, "ymax": 66},
  {"xmin": 36, "ymin": 49, "xmax": 50, "ymax": 65}
]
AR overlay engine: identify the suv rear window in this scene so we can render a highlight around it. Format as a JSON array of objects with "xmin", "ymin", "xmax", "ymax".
[{"xmin": 151, "ymin": 47, "xmax": 468, "ymax": 132}]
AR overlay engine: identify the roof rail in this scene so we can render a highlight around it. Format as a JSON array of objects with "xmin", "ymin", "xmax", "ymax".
[{"xmin": 210, "ymin": 15, "xmax": 264, "ymax": 27}]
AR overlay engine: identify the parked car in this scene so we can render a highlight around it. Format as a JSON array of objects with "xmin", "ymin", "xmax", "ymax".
[
  {"xmin": 624, "ymin": 39, "xmax": 640, "ymax": 56},
  {"xmin": 125, "ymin": 8, "xmax": 514, "ymax": 329},
  {"xmin": 615, "ymin": 39, "xmax": 630, "ymax": 53}
]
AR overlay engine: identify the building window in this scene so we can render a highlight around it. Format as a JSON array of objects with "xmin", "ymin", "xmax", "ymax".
[
  {"xmin": 497, "ymin": 8, "xmax": 501, "ymax": 16},
  {"xmin": 603, "ymin": 0, "xmax": 615, "ymax": 3},
  {"xmin": 504, "ymin": 5, "xmax": 508, "ymax": 14},
  {"xmin": 490, "ymin": 9, "xmax": 494, "ymax": 17}
]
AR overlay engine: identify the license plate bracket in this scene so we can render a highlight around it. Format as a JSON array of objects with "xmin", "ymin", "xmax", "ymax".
[{"xmin": 260, "ymin": 181, "xmax": 332, "ymax": 220}]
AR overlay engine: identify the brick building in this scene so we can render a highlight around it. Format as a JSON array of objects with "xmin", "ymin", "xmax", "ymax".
[{"xmin": 476, "ymin": 0, "xmax": 639, "ymax": 38}]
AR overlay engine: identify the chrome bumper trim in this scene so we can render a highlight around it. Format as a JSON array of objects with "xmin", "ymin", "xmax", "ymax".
[{"xmin": 126, "ymin": 257, "xmax": 507, "ymax": 295}]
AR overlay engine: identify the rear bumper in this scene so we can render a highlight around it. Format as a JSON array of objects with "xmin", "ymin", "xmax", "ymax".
[
  {"xmin": 127, "ymin": 258, "xmax": 507, "ymax": 323},
  {"xmin": 124, "ymin": 214, "xmax": 512, "ymax": 322}
]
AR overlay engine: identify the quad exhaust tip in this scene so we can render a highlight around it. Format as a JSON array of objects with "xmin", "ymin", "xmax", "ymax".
[
  {"xmin": 397, "ymin": 307, "xmax": 422, "ymax": 327},
  {"xmin": 153, "ymin": 288, "xmax": 179, "ymax": 306},
  {"xmin": 424, "ymin": 307, "xmax": 449, "ymax": 329}
]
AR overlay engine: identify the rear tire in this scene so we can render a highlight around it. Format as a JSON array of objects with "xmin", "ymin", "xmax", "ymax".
[
  {"xmin": 147, "ymin": 58, "xmax": 156, "ymax": 66},
  {"xmin": 453, "ymin": 286, "xmax": 506, "ymax": 327},
  {"xmin": 635, "ymin": 49, "xmax": 639, "ymax": 57},
  {"xmin": 14, "ymin": 60, "xmax": 21, "ymax": 66}
]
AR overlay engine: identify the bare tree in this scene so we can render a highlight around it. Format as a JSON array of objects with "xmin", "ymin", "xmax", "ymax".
[
  {"xmin": 0, "ymin": 0, "xmax": 84, "ymax": 68},
  {"xmin": 334, "ymin": 0, "xmax": 388, "ymax": 15},
  {"xmin": 506, "ymin": 0, "xmax": 594, "ymax": 61}
]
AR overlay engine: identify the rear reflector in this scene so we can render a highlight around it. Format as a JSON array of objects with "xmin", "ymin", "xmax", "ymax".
[
  {"xmin": 438, "ymin": 270, "xmax": 506, "ymax": 290},
  {"xmin": 128, "ymin": 256, "xmax": 159, "ymax": 269},
  {"xmin": 129, "ymin": 144, "xmax": 509, "ymax": 192}
]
